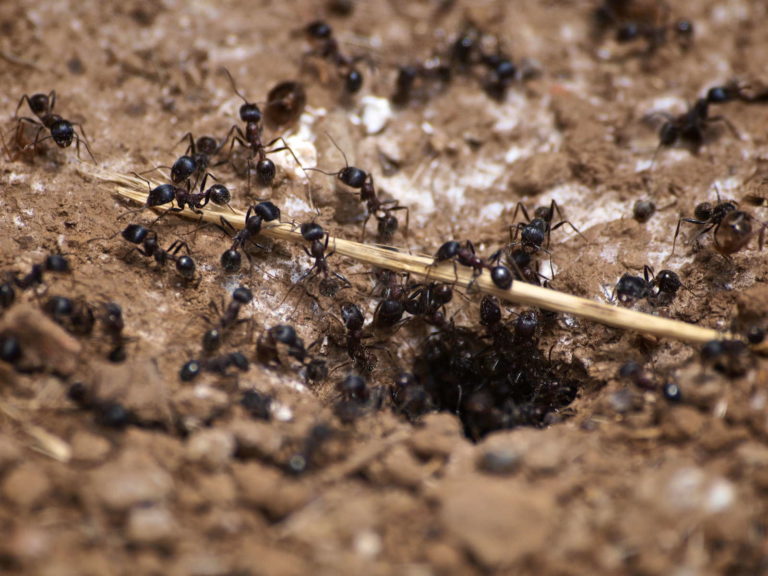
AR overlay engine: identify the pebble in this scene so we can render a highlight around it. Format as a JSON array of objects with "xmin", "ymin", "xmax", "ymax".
[
  {"xmin": 232, "ymin": 462, "xmax": 308, "ymax": 520},
  {"xmin": 185, "ymin": 429, "xmax": 235, "ymax": 471},
  {"xmin": 408, "ymin": 413, "xmax": 464, "ymax": 458},
  {"xmin": 228, "ymin": 419, "xmax": 284, "ymax": 460},
  {"xmin": 71, "ymin": 431, "xmax": 112, "ymax": 463},
  {"xmin": 127, "ymin": 505, "xmax": 178, "ymax": 545},
  {"xmin": 439, "ymin": 476, "xmax": 553, "ymax": 569},
  {"xmin": 360, "ymin": 96, "xmax": 392, "ymax": 135},
  {"xmin": 1, "ymin": 462, "xmax": 52, "ymax": 508},
  {"xmin": 90, "ymin": 451, "xmax": 173, "ymax": 511}
]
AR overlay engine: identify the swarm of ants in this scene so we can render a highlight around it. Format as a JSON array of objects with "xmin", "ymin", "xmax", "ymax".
[{"xmin": 3, "ymin": 8, "xmax": 768, "ymax": 448}]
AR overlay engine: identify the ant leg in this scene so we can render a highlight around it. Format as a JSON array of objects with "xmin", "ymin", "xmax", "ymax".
[
  {"xmin": 510, "ymin": 202, "xmax": 532, "ymax": 228},
  {"xmin": 177, "ymin": 131, "xmax": 196, "ymax": 154},
  {"xmin": 48, "ymin": 90, "xmax": 57, "ymax": 113},
  {"xmin": 708, "ymin": 115, "xmax": 742, "ymax": 140},
  {"xmin": 264, "ymin": 137, "xmax": 308, "ymax": 178},
  {"xmin": 14, "ymin": 94, "xmax": 34, "ymax": 118},
  {"xmin": 73, "ymin": 132, "xmax": 97, "ymax": 164}
]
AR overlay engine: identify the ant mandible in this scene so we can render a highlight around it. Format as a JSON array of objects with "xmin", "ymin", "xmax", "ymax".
[{"xmin": 8, "ymin": 91, "xmax": 95, "ymax": 162}]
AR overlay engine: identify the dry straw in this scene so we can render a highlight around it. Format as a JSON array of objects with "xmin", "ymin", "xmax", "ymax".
[{"xmin": 89, "ymin": 168, "xmax": 735, "ymax": 348}]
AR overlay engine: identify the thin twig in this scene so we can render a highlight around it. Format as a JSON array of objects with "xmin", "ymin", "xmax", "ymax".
[{"xmin": 86, "ymin": 167, "xmax": 734, "ymax": 347}]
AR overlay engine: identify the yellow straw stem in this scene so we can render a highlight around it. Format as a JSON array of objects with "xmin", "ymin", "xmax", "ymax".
[{"xmin": 89, "ymin": 168, "xmax": 733, "ymax": 347}]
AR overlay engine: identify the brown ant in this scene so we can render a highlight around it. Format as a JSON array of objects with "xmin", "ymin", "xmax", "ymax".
[
  {"xmin": 672, "ymin": 198, "xmax": 765, "ymax": 256},
  {"xmin": 220, "ymin": 69, "xmax": 304, "ymax": 189},
  {"xmin": 303, "ymin": 20, "xmax": 364, "ymax": 95},
  {"xmin": 265, "ymin": 81, "xmax": 307, "ymax": 129},
  {"xmin": 8, "ymin": 91, "xmax": 95, "ymax": 162}
]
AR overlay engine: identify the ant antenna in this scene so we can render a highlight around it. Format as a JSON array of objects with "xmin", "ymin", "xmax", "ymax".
[{"xmin": 222, "ymin": 67, "xmax": 251, "ymax": 105}]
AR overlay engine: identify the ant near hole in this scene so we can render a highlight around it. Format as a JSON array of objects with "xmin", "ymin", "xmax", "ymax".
[
  {"xmin": 279, "ymin": 221, "xmax": 352, "ymax": 319},
  {"xmin": 671, "ymin": 193, "xmax": 766, "ymax": 257},
  {"xmin": 6, "ymin": 90, "xmax": 95, "ymax": 163},
  {"xmin": 220, "ymin": 69, "xmax": 306, "ymax": 190}
]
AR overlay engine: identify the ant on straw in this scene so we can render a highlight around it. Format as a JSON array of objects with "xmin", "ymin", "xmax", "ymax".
[
  {"xmin": 220, "ymin": 69, "xmax": 305, "ymax": 189},
  {"xmin": 5, "ymin": 90, "xmax": 95, "ymax": 162},
  {"xmin": 219, "ymin": 201, "xmax": 281, "ymax": 273},
  {"xmin": 430, "ymin": 240, "xmax": 514, "ymax": 290}
]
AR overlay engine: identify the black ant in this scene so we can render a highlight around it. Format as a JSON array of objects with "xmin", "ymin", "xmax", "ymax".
[
  {"xmin": 295, "ymin": 222, "xmax": 351, "ymax": 297},
  {"xmin": 336, "ymin": 302, "xmax": 378, "ymax": 373},
  {"xmin": 218, "ymin": 200, "xmax": 280, "ymax": 273},
  {"xmin": 8, "ymin": 91, "xmax": 95, "ymax": 162},
  {"xmin": 240, "ymin": 390, "xmax": 273, "ymax": 421},
  {"xmin": 613, "ymin": 265, "xmax": 683, "ymax": 305},
  {"xmin": 201, "ymin": 286, "xmax": 253, "ymax": 354},
  {"xmin": 121, "ymin": 224, "xmax": 196, "ymax": 280},
  {"xmin": 179, "ymin": 352, "xmax": 249, "ymax": 382},
  {"xmin": 179, "ymin": 132, "xmax": 224, "ymax": 179},
  {"xmin": 700, "ymin": 339, "xmax": 754, "ymax": 378},
  {"xmin": 650, "ymin": 93, "xmax": 739, "ymax": 161},
  {"xmin": 508, "ymin": 200, "xmax": 584, "ymax": 253},
  {"xmin": 431, "ymin": 240, "xmax": 514, "ymax": 290},
  {"xmin": 220, "ymin": 69, "xmax": 304, "ymax": 189},
  {"xmin": 43, "ymin": 295, "xmax": 95, "ymax": 336},
  {"xmin": 102, "ymin": 302, "xmax": 128, "ymax": 362},
  {"xmin": 672, "ymin": 198, "xmax": 765, "ymax": 256},
  {"xmin": 67, "ymin": 383, "xmax": 137, "ymax": 429},
  {"xmin": 390, "ymin": 372, "xmax": 429, "ymax": 422},
  {"xmin": 391, "ymin": 61, "xmax": 452, "ymax": 106},
  {"xmin": 404, "ymin": 282, "xmax": 453, "ymax": 327},
  {"xmin": 303, "ymin": 20, "xmax": 364, "ymax": 95},
  {"xmin": 13, "ymin": 254, "xmax": 71, "ymax": 291},
  {"xmin": 257, "ymin": 324, "xmax": 307, "ymax": 368}
]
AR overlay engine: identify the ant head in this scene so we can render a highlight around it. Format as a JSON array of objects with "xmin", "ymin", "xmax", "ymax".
[
  {"xmin": 171, "ymin": 155, "xmax": 197, "ymax": 184},
  {"xmin": 29, "ymin": 93, "xmax": 51, "ymax": 115},
  {"xmin": 306, "ymin": 20, "xmax": 332, "ymax": 39},
  {"xmin": 220, "ymin": 248, "xmax": 242, "ymax": 273},
  {"xmin": 50, "ymin": 119, "xmax": 74, "ymax": 148},
  {"xmin": 208, "ymin": 184, "xmax": 231, "ymax": 206},
  {"xmin": 340, "ymin": 302, "xmax": 364, "ymax": 331},
  {"xmin": 232, "ymin": 285, "xmax": 254, "ymax": 304},
  {"xmin": 196, "ymin": 136, "xmax": 219, "ymax": 155},
  {"xmin": 694, "ymin": 201, "xmax": 713, "ymax": 221},
  {"xmin": 479, "ymin": 295, "xmax": 501, "ymax": 327},
  {"xmin": 344, "ymin": 69, "xmax": 364, "ymax": 94},
  {"xmin": 514, "ymin": 310, "xmax": 539, "ymax": 341},
  {"xmin": 175, "ymin": 255, "xmax": 196, "ymax": 279},
  {"xmin": 270, "ymin": 324, "xmax": 300, "ymax": 346},
  {"xmin": 616, "ymin": 22, "xmax": 640, "ymax": 42},
  {"xmin": 674, "ymin": 19, "xmax": 694, "ymax": 37},
  {"xmin": 301, "ymin": 222, "xmax": 325, "ymax": 241},
  {"xmin": 44, "ymin": 254, "xmax": 71, "ymax": 274}
]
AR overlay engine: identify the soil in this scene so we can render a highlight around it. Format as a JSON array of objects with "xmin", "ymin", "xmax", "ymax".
[{"xmin": 2, "ymin": 0, "xmax": 768, "ymax": 575}]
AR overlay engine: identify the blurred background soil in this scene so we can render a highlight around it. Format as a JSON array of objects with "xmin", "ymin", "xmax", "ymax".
[{"xmin": 1, "ymin": 0, "xmax": 768, "ymax": 574}]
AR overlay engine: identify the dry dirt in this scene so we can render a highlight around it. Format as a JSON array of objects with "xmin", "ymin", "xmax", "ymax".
[{"xmin": 2, "ymin": 0, "xmax": 768, "ymax": 574}]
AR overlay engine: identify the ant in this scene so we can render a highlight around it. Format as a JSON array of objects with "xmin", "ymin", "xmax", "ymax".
[
  {"xmin": 43, "ymin": 295, "xmax": 95, "ymax": 336},
  {"xmin": 335, "ymin": 302, "xmax": 378, "ymax": 373},
  {"xmin": 220, "ymin": 69, "xmax": 304, "ymax": 189},
  {"xmin": 179, "ymin": 132, "xmax": 224, "ymax": 180},
  {"xmin": 102, "ymin": 302, "xmax": 128, "ymax": 362},
  {"xmin": 508, "ymin": 200, "xmax": 584, "ymax": 253},
  {"xmin": 613, "ymin": 265, "xmax": 683, "ymax": 305},
  {"xmin": 121, "ymin": 224, "xmax": 196, "ymax": 280},
  {"xmin": 13, "ymin": 254, "xmax": 71, "ymax": 291},
  {"xmin": 303, "ymin": 20, "xmax": 364, "ymax": 95},
  {"xmin": 650, "ymin": 93, "xmax": 739, "ymax": 161},
  {"xmin": 295, "ymin": 222, "xmax": 351, "ymax": 297},
  {"xmin": 257, "ymin": 324, "xmax": 308, "ymax": 368},
  {"xmin": 431, "ymin": 241, "xmax": 514, "ymax": 290},
  {"xmin": 0, "ymin": 334, "xmax": 23, "ymax": 368},
  {"xmin": 67, "ymin": 383, "xmax": 137, "ymax": 429},
  {"xmin": 404, "ymin": 282, "xmax": 453, "ymax": 327},
  {"xmin": 8, "ymin": 91, "xmax": 95, "ymax": 162},
  {"xmin": 391, "ymin": 61, "xmax": 452, "ymax": 106},
  {"xmin": 201, "ymin": 286, "xmax": 253, "ymax": 354},
  {"xmin": 219, "ymin": 200, "xmax": 280, "ymax": 272},
  {"xmin": 390, "ymin": 372, "xmax": 429, "ymax": 422},
  {"xmin": 672, "ymin": 198, "xmax": 765, "ymax": 257},
  {"xmin": 240, "ymin": 390, "xmax": 273, "ymax": 421},
  {"xmin": 700, "ymin": 339, "xmax": 753, "ymax": 378},
  {"xmin": 179, "ymin": 352, "xmax": 249, "ymax": 382}
]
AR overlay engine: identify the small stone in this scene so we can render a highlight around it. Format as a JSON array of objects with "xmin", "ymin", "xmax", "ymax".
[
  {"xmin": 360, "ymin": 96, "xmax": 392, "ymax": 135},
  {"xmin": 2, "ymin": 463, "xmax": 52, "ymax": 508},
  {"xmin": 232, "ymin": 462, "xmax": 308, "ymax": 520},
  {"xmin": 228, "ymin": 419, "xmax": 284, "ymax": 460},
  {"xmin": 90, "ymin": 451, "xmax": 173, "ymax": 511},
  {"xmin": 71, "ymin": 431, "xmax": 112, "ymax": 463},
  {"xmin": 477, "ymin": 448, "xmax": 522, "ymax": 475},
  {"xmin": 127, "ymin": 505, "xmax": 178, "ymax": 545},
  {"xmin": 185, "ymin": 429, "xmax": 235, "ymax": 471},
  {"xmin": 408, "ymin": 413, "xmax": 464, "ymax": 458}
]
